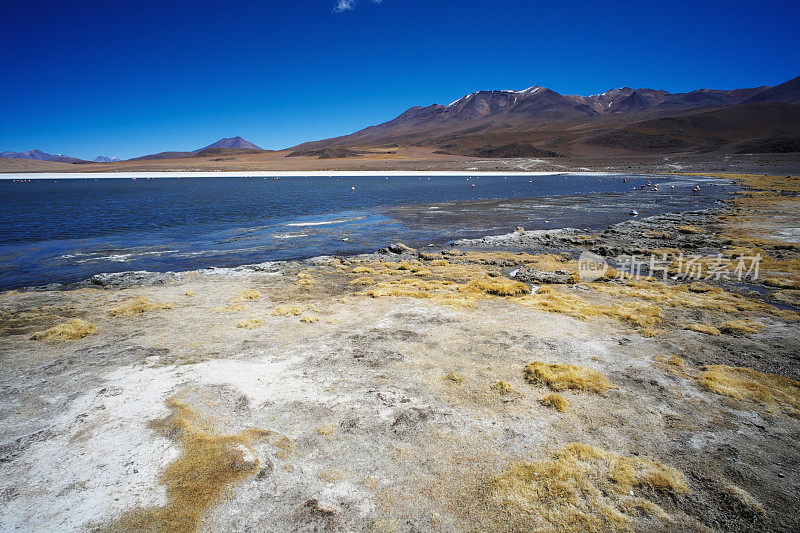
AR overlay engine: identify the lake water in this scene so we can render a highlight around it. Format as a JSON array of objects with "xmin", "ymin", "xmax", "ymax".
[{"xmin": 0, "ymin": 174, "xmax": 733, "ymax": 288}]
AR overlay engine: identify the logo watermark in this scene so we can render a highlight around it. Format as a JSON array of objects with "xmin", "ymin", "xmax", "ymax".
[{"xmin": 578, "ymin": 251, "xmax": 761, "ymax": 282}]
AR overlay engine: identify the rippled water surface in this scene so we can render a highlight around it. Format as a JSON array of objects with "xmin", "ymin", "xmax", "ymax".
[{"xmin": 0, "ymin": 174, "xmax": 734, "ymax": 288}]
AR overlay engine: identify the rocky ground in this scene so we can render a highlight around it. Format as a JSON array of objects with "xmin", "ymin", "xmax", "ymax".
[{"xmin": 1, "ymin": 173, "xmax": 799, "ymax": 532}]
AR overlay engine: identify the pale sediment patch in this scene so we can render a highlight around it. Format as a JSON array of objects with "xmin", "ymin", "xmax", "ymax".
[{"xmin": 0, "ymin": 355, "xmax": 329, "ymax": 531}]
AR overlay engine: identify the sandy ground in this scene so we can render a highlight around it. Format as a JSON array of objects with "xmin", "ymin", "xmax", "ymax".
[
  {"xmin": 1, "ymin": 172, "xmax": 799, "ymax": 532},
  {"xmin": 1, "ymin": 148, "xmax": 799, "ymax": 176}
]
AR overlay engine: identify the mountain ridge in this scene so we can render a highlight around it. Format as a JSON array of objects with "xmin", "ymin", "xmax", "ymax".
[{"xmin": 291, "ymin": 75, "xmax": 800, "ymax": 157}]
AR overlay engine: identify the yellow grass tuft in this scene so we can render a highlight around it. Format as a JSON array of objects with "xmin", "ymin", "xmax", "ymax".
[
  {"xmin": 108, "ymin": 397, "xmax": 268, "ymax": 532},
  {"xmin": 349, "ymin": 277, "xmax": 375, "ymax": 286},
  {"xmin": 719, "ymin": 320, "xmax": 763, "ymax": 335},
  {"xmin": 464, "ymin": 277, "xmax": 529, "ymax": 297},
  {"xmin": 653, "ymin": 355, "xmax": 687, "ymax": 374},
  {"xmin": 272, "ymin": 304, "xmax": 314, "ymax": 316},
  {"xmin": 300, "ymin": 316, "xmax": 320, "ymax": 323},
  {"xmin": 476, "ymin": 443, "xmax": 688, "ymax": 532},
  {"xmin": 588, "ymin": 279, "xmax": 781, "ymax": 317},
  {"xmin": 236, "ymin": 318, "xmax": 265, "ymax": 329},
  {"xmin": 214, "ymin": 304, "xmax": 246, "ymax": 313},
  {"xmin": 31, "ymin": 318, "xmax": 97, "ymax": 341},
  {"xmin": 698, "ymin": 364, "xmax": 800, "ymax": 414},
  {"xmin": 762, "ymin": 277, "xmax": 800, "ymax": 289},
  {"xmin": 688, "ymin": 282, "xmax": 716, "ymax": 293},
  {"xmin": 352, "ymin": 266, "xmax": 375, "ymax": 274},
  {"xmin": 232, "ymin": 289, "xmax": 260, "ymax": 301},
  {"xmin": 685, "ymin": 323, "xmax": 721, "ymax": 336},
  {"xmin": 539, "ymin": 393, "xmax": 569, "ymax": 411},
  {"xmin": 296, "ymin": 268, "xmax": 316, "ymax": 287},
  {"xmin": 723, "ymin": 484, "xmax": 765, "ymax": 517},
  {"xmin": 520, "ymin": 287, "xmax": 660, "ymax": 330},
  {"xmin": 772, "ymin": 289, "xmax": 800, "ymax": 306},
  {"xmin": 109, "ymin": 296, "xmax": 173, "ymax": 317},
  {"xmin": 677, "ymin": 225, "xmax": 703, "ymax": 234},
  {"xmin": 445, "ymin": 371, "xmax": 466, "ymax": 384},
  {"xmin": 493, "ymin": 380, "xmax": 513, "ymax": 394},
  {"xmin": 316, "ymin": 424, "xmax": 337, "ymax": 436},
  {"xmin": 318, "ymin": 469, "xmax": 344, "ymax": 483},
  {"xmin": 525, "ymin": 361, "xmax": 614, "ymax": 394}
]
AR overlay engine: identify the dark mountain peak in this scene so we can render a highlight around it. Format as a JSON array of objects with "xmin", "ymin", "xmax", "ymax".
[{"xmin": 195, "ymin": 136, "xmax": 262, "ymax": 151}]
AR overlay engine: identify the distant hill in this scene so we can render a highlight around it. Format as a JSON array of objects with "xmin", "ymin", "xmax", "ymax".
[
  {"xmin": 291, "ymin": 75, "xmax": 800, "ymax": 157},
  {"xmin": 197, "ymin": 136, "xmax": 262, "ymax": 151},
  {"xmin": 92, "ymin": 156, "xmax": 120, "ymax": 163},
  {"xmin": 132, "ymin": 136, "xmax": 264, "ymax": 160},
  {"xmin": 0, "ymin": 149, "xmax": 84, "ymax": 162}
]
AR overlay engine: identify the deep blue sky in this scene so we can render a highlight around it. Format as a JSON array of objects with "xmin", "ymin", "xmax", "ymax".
[{"xmin": 1, "ymin": 0, "xmax": 798, "ymax": 159}]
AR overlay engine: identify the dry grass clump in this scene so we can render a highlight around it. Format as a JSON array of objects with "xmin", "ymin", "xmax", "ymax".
[
  {"xmin": 772, "ymin": 289, "xmax": 800, "ymax": 306},
  {"xmin": 698, "ymin": 364, "xmax": 800, "ymax": 414},
  {"xmin": 688, "ymin": 282, "xmax": 715, "ymax": 293},
  {"xmin": 539, "ymin": 393, "xmax": 569, "ymax": 411},
  {"xmin": 351, "ymin": 266, "xmax": 375, "ymax": 274},
  {"xmin": 520, "ymin": 286, "xmax": 660, "ymax": 331},
  {"xmin": 722, "ymin": 484, "xmax": 765, "ymax": 517},
  {"xmin": 493, "ymin": 380, "xmax": 513, "ymax": 394},
  {"xmin": 318, "ymin": 469, "xmax": 344, "ymax": 482},
  {"xmin": 464, "ymin": 277, "xmax": 530, "ymax": 297},
  {"xmin": 316, "ymin": 424, "xmax": 337, "ymax": 436},
  {"xmin": 236, "ymin": 318, "xmax": 265, "ymax": 329},
  {"xmin": 477, "ymin": 443, "xmax": 688, "ymax": 532},
  {"xmin": 31, "ymin": 318, "xmax": 97, "ymax": 341},
  {"xmin": 677, "ymin": 225, "xmax": 703, "ymax": 234},
  {"xmin": 444, "ymin": 371, "xmax": 466, "ymax": 384},
  {"xmin": 429, "ymin": 259, "xmax": 450, "ymax": 266},
  {"xmin": 296, "ymin": 268, "xmax": 316, "ymax": 287},
  {"xmin": 360, "ymin": 278, "xmax": 477, "ymax": 307},
  {"xmin": 654, "ymin": 355, "xmax": 686, "ymax": 368},
  {"xmin": 272, "ymin": 304, "xmax": 314, "ymax": 316},
  {"xmin": 109, "ymin": 296, "xmax": 173, "ymax": 317},
  {"xmin": 300, "ymin": 316, "xmax": 319, "ymax": 323},
  {"xmin": 653, "ymin": 355, "xmax": 687, "ymax": 376},
  {"xmin": 232, "ymin": 289, "xmax": 260, "ymax": 301},
  {"xmin": 525, "ymin": 361, "xmax": 614, "ymax": 394},
  {"xmin": 685, "ymin": 323, "xmax": 721, "ymax": 336},
  {"xmin": 213, "ymin": 304, "xmax": 246, "ymax": 313},
  {"xmin": 590, "ymin": 279, "xmax": 790, "ymax": 318},
  {"xmin": 109, "ymin": 397, "xmax": 268, "ymax": 533},
  {"xmin": 762, "ymin": 277, "xmax": 800, "ymax": 289},
  {"xmin": 719, "ymin": 320, "xmax": 763, "ymax": 335},
  {"xmin": 349, "ymin": 277, "xmax": 375, "ymax": 286}
]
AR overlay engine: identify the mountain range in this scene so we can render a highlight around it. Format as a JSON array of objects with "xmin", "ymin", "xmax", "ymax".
[
  {"xmin": 3, "ymin": 76, "xmax": 799, "ymax": 163},
  {"xmin": 0, "ymin": 149, "xmax": 85, "ymax": 163},
  {"xmin": 292, "ymin": 75, "xmax": 800, "ymax": 157},
  {"xmin": 0, "ymin": 137, "xmax": 263, "ymax": 164}
]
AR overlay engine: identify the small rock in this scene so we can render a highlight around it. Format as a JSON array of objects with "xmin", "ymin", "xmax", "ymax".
[
  {"xmin": 512, "ymin": 268, "xmax": 575, "ymax": 284},
  {"xmin": 305, "ymin": 498, "xmax": 341, "ymax": 516}
]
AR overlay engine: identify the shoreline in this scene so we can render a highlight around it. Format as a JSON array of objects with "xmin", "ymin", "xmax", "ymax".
[
  {"xmin": 2, "ymin": 174, "xmax": 736, "ymax": 293},
  {"xmin": 0, "ymin": 170, "xmax": 616, "ymax": 179}
]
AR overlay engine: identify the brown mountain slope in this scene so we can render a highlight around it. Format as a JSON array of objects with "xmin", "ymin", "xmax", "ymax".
[{"xmin": 292, "ymin": 77, "xmax": 800, "ymax": 157}]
